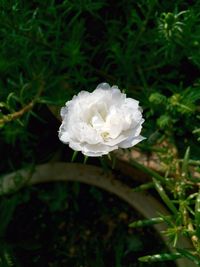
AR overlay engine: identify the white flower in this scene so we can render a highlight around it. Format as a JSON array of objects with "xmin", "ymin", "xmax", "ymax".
[{"xmin": 58, "ymin": 83, "xmax": 145, "ymax": 157}]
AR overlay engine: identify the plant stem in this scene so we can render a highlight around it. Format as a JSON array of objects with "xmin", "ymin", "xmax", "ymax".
[
  {"xmin": 129, "ymin": 159, "xmax": 166, "ymax": 183},
  {"xmin": 0, "ymin": 101, "xmax": 34, "ymax": 125},
  {"xmin": 0, "ymin": 81, "xmax": 43, "ymax": 126}
]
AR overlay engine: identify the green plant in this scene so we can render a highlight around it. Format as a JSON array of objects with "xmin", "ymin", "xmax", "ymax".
[
  {"xmin": 0, "ymin": 0, "xmax": 199, "ymax": 266},
  {"xmin": 129, "ymin": 146, "xmax": 200, "ymax": 265}
]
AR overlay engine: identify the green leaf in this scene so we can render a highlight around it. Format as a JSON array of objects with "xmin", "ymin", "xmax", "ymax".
[
  {"xmin": 195, "ymin": 191, "xmax": 200, "ymax": 238},
  {"xmin": 177, "ymin": 248, "xmax": 200, "ymax": 265},
  {"xmin": 83, "ymin": 155, "xmax": 88, "ymax": 164},
  {"xmin": 132, "ymin": 181, "xmax": 154, "ymax": 192},
  {"xmin": 139, "ymin": 252, "xmax": 182, "ymax": 262},
  {"xmin": 129, "ymin": 159, "xmax": 166, "ymax": 183},
  {"xmin": 153, "ymin": 178, "xmax": 178, "ymax": 215},
  {"xmin": 129, "ymin": 216, "xmax": 166, "ymax": 228},
  {"xmin": 182, "ymin": 146, "xmax": 190, "ymax": 177},
  {"xmin": 71, "ymin": 151, "xmax": 78, "ymax": 162}
]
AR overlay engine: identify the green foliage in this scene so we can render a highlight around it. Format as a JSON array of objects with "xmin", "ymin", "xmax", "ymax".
[
  {"xmin": 0, "ymin": 246, "xmax": 15, "ymax": 267},
  {"xmin": 195, "ymin": 191, "xmax": 200, "ymax": 238},
  {"xmin": 139, "ymin": 252, "xmax": 182, "ymax": 262},
  {"xmin": 158, "ymin": 11, "xmax": 187, "ymax": 42},
  {"xmin": 0, "ymin": 0, "xmax": 199, "ymax": 164},
  {"xmin": 0, "ymin": 0, "xmax": 199, "ymax": 266},
  {"xmin": 129, "ymin": 147, "xmax": 200, "ymax": 265}
]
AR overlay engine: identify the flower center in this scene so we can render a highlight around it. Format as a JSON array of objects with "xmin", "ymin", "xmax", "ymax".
[{"xmin": 101, "ymin": 131, "xmax": 110, "ymax": 140}]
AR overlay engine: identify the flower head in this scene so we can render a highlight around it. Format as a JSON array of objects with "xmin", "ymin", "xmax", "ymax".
[{"xmin": 59, "ymin": 83, "xmax": 145, "ymax": 156}]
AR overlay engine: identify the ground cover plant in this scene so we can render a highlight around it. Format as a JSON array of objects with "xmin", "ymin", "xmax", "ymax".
[{"xmin": 0, "ymin": 0, "xmax": 200, "ymax": 266}]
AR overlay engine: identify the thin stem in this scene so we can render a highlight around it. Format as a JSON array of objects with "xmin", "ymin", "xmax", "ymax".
[
  {"xmin": 178, "ymin": 159, "xmax": 200, "ymax": 166},
  {"xmin": 0, "ymin": 82, "xmax": 43, "ymax": 126},
  {"xmin": 0, "ymin": 101, "xmax": 34, "ymax": 125},
  {"xmin": 132, "ymin": 2, "xmax": 155, "ymax": 50},
  {"xmin": 129, "ymin": 158, "xmax": 166, "ymax": 183}
]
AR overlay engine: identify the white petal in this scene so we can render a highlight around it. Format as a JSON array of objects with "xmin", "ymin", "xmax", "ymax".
[
  {"xmin": 75, "ymin": 90, "xmax": 90, "ymax": 100},
  {"xmin": 58, "ymin": 82, "xmax": 145, "ymax": 157},
  {"xmin": 59, "ymin": 131, "xmax": 70, "ymax": 144},
  {"xmin": 73, "ymin": 122, "xmax": 101, "ymax": 144},
  {"xmin": 119, "ymin": 135, "xmax": 146, "ymax": 148},
  {"xmin": 82, "ymin": 143, "xmax": 118, "ymax": 157},
  {"xmin": 91, "ymin": 113, "xmax": 104, "ymax": 130},
  {"xmin": 96, "ymin": 82, "xmax": 111, "ymax": 90},
  {"xmin": 131, "ymin": 119, "xmax": 145, "ymax": 136},
  {"xmin": 105, "ymin": 134, "xmax": 128, "ymax": 146},
  {"xmin": 82, "ymin": 151, "xmax": 106, "ymax": 157},
  {"xmin": 60, "ymin": 106, "xmax": 68, "ymax": 119},
  {"xmin": 69, "ymin": 141, "xmax": 82, "ymax": 151},
  {"xmin": 125, "ymin": 98, "xmax": 139, "ymax": 109}
]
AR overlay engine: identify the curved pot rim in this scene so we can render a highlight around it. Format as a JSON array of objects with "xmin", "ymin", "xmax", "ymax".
[{"xmin": 0, "ymin": 162, "xmax": 196, "ymax": 267}]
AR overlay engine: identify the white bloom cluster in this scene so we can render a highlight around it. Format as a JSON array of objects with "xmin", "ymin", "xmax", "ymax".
[{"xmin": 59, "ymin": 83, "xmax": 145, "ymax": 156}]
